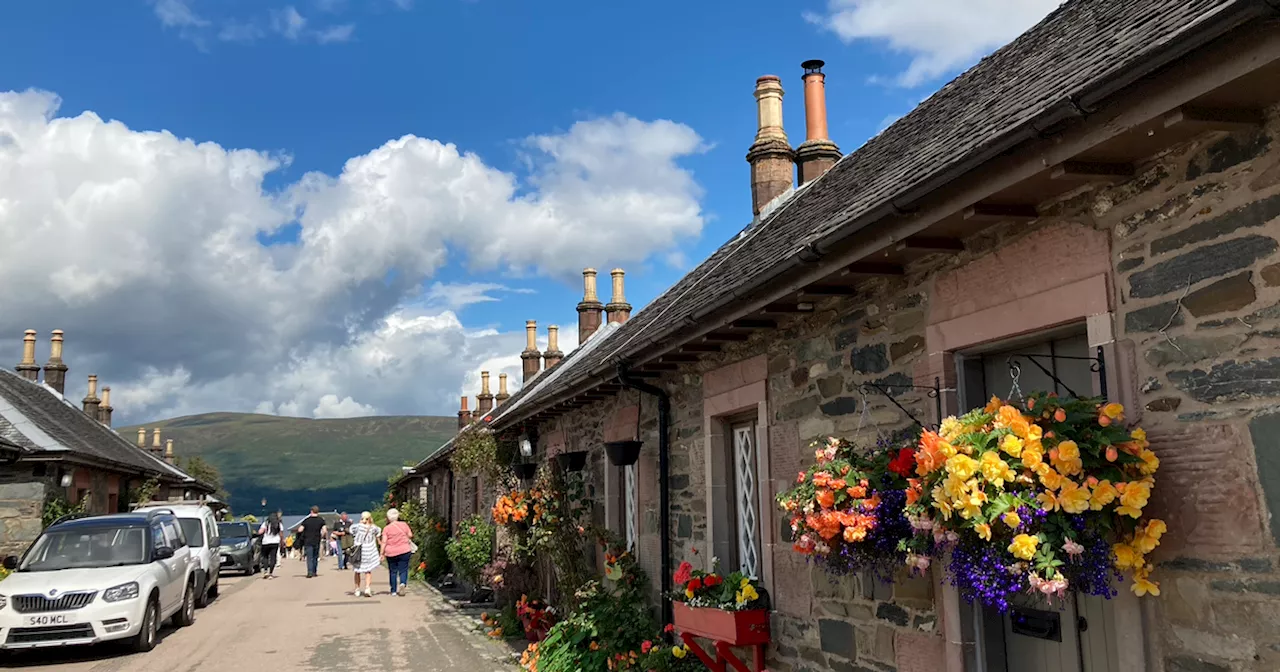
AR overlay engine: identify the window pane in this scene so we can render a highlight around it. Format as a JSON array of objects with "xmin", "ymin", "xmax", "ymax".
[
  {"xmin": 732, "ymin": 423, "xmax": 761, "ymax": 578},
  {"xmin": 624, "ymin": 465, "xmax": 637, "ymax": 552}
]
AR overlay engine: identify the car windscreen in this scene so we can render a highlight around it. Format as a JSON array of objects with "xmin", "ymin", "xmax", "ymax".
[
  {"xmin": 20, "ymin": 526, "xmax": 147, "ymax": 571},
  {"xmin": 178, "ymin": 518, "xmax": 203, "ymax": 546},
  {"xmin": 218, "ymin": 522, "xmax": 250, "ymax": 539}
]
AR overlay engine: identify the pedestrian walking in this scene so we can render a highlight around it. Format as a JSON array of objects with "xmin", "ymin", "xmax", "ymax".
[
  {"xmin": 296, "ymin": 506, "xmax": 328, "ymax": 578},
  {"xmin": 349, "ymin": 511, "xmax": 382, "ymax": 597},
  {"xmin": 258, "ymin": 512, "xmax": 284, "ymax": 579},
  {"xmin": 332, "ymin": 512, "xmax": 352, "ymax": 571},
  {"xmin": 382, "ymin": 508, "xmax": 414, "ymax": 596}
]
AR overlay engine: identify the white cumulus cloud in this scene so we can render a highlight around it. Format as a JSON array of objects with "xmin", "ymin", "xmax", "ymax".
[
  {"xmin": 806, "ymin": 0, "xmax": 1064, "ymax": 87},
  {"xmin": 0, "ymin": 89, "xmax": 704, "ymax": 422}
]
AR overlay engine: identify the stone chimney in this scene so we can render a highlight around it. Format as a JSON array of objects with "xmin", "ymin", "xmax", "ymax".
[
  {"xmin": 457, "ymin": 396, "xmax": 472, "ymax": 430},
  {"xmin": 137, "ymin": 427, "xmax": 147, "ymax": 448},
  {"xmin": 82, "ymin": 375, "xmax": 101, "ymax": 418},
  {"xmin": 16, "ymin": 330, "xmax": 39, "ymax": 382},
  {"xmin": 521, "ymin": 320, "xmax": 542, "ymax": 383},
  {"xmin": 476, "ymin": 371, "xmax": 495, "ymax": 416},
  {"xmin": 151, "ymin": 428, "xmax": 164, "ymax": 458},
  {"xmin": 99, "ymin": 386, "xmax": 114, "ymax": 427},
  {"xmin": 496, "ymin": 374, "xmax": 510, "ymax": 406},
  {"xmin": 43, "ymin": 330, "xmax": 68, "ymax": 395},
  {"xmin": 796, "ymin": 60, "xmax": 842, "ymax": 185},
  {"xmin": 606, "ymin": 268, "xmax": 632, "ymax": 324},
  {"xmin": 577, "ymin": 268, "xmax": 605, "ymax": 343},
  {"xmin": 746, "ymin": 75, "xmax": 795, "ymax": 217},
  {"xmin": 543, "ymin": 325, "xmax": 564, "ymax": 369},
  {"xmin": 165, "ymin": 439, "xmax": 176, "ymax": 465}
]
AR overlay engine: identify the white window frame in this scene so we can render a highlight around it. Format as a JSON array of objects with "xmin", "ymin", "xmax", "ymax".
[
  {"xmin": 624, "ymin": 464, "xmax": 637, "ymax": 552},
  {"xmin": 732, "ymin": 421, "xmax": 761, "ymax": 578}
]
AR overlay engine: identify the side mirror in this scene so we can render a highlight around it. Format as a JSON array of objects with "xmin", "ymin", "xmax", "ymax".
[
  {"xmin": 154, "ymin": 546, "xmax": 175, "ymax": 561},
  {"xmin": 2, "ymin": 555, "xmax": 16, "ymax": 570},
  {"xmin": 209, "ymin": 536, "xmax": 220, "ymax": 549}
]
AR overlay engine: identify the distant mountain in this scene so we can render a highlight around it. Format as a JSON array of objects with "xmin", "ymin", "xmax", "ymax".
[{"xmin": 117, "ymin": 412, "xmax": 456, "ymax": 514}]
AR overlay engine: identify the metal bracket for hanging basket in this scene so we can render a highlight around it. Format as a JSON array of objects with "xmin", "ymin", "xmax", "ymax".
[
  {"xmin": 604, "ymin": 440, "xmax": 643, "ymax": 467},
  {"xmin": 556, "ymin": 451, "xmax": 588, "ymax": 472}
]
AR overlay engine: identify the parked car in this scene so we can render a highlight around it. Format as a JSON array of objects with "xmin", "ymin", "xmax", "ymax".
[
  {"xmin": 0, "ymin": 510, "xmax": 197, "ymax": 652},
  {"xmin": 216, "ymin": 522, "xmax": 261, "ymax": 575},
  {"xmin": 134, "ymin": 503, "xmax": 220, "ymax": 607}
]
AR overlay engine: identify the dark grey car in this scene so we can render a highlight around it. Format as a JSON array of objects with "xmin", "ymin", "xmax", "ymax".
[{"xmin": 216, "ymin": 521, "xmax": 261, "ymax": 575}]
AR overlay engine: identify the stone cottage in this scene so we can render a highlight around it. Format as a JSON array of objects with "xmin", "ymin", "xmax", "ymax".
[{"xmin": 0, "ymin": 329, "xmax": 213, "ymax": 556}]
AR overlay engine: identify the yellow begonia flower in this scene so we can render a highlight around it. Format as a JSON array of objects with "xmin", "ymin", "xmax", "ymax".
[
  {"xmin": 976, "ymin": 523, "xmax": 992, "ymax": 541},
  {"xmin": 672, "ymin": 646, "xmax": 687, "ymax": 659},
  {"xmin": 1146, "ymin": 519, "xmax": 1167, "ymax": 539},
  {"xmin": 1026, "ymin": 424, "xmax": 1043, "ymax": 442},
  {"xmin": 1040, "ymin": 468, "xmax": 1064, "ymax": 491},
  {"xmin": 940, "ymin": 417, "xmax": 963, "ymax": 442},
  {"xmin": 1002, "ymin": 511, "xmax": 1022, "ymax": 529},
  {"xmin": 1139, "ymin": 449, "xmax": 1160, "ymax": 475},
  {"xmin": 945, "ymin": 454, "xmax": 979, "ymax": 481},
  {"xmin": 1132, "ymin": 532, "xmax": 1158, "ymax": 554},
  {"xmin": 1131, "ymin": 427, "xmax": 1148, "ymax": 446},
  {"xmin": 980, "ymin": 451, "xmax": 1015, "ymax": 488},
  {"xmin": 1112, "ymin": 543, "xmax": 1141, "ymax": 570},
  {"xmin": 1000, "ymin": 435, "xmax": 1024, "ymax": 458},
  {"xmin": 934, "ymin": 495, "xmax": 954, "ymax": 520},
  {"xmin": 1120, "ymin": 481, "xmax": 1152, "ymax": 510},
  {"xmin": 1058, "ymin": 480, "xmax": 1091, "ymax": 514},
  {"xmin": 1089, "ymin": 480, "xmax": 1118, "ymax": 510},
  {"xmin": 1101, "ymin": 403, "xmax": 1125, "ymax": 420},
  {"xmin": 1022, "ymin": 446, "xmax": 1044, "ymax": 469},
  {"xmin": 1008, "ymin": 534, "xmax": 1039, "ymax": 560},
  {"xmin": 1057, "ymin": 440, "xmax": 1080, "ymax": 461},
  {"xmin": 686, "ymin": 588, "xmax": 695, "ymax": 599},
  {"xmin": 1132, "ymin": 576, "xmax": 1160, "ymax": 597},
  {"xmin": 1037, "ymin": 490, "xmax": 1060, "ymax": 512},
  {"xmin": 739, "ymin": 577, "xmax": 751, "ymax": 589}
]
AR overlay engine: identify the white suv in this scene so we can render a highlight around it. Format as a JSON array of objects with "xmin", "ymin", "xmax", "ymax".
[
  {"xmin": 0, "ymin": 510, "xmax": 197, "ymax": 652},
  {"xmin": 135, "ymin": 503, "xmax": 220, "ymax": 607}
]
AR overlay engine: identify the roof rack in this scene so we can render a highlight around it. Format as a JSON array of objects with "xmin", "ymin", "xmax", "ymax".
[
  {"xmin": 144, "ymin": 508, "xmax": 176, "ymax": 520},
  {"xmin": 49, "ymin": 512, "xmax": 93, "ymax": 527}
]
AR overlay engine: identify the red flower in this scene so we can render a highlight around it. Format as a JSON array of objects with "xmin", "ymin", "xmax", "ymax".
[
  {"xmin": 887, "ymin": 447, "xmax": 916, "ymax": 478},
  {"xmin": 673, "ymin": 561, "xmax": 693, "ymax": 585},
  {"xmin": 664, "ymin": 624, "xmax": 675, "ymax": 633},
  {"xmin": 641, "ymin": 640, "xmax": 653, "ymax": 654},
  {"xmin": 704, "ymin": 574, "xmax": 721, "ymax": 587},
  {"xmin": 688, "ymin": 578, "xmax": 703, "ymax": 591}
]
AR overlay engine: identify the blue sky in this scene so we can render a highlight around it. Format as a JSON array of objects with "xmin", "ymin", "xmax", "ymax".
[{"xmin": 0, "ymin": 0, "xmax": 1062, "ymax": 420}]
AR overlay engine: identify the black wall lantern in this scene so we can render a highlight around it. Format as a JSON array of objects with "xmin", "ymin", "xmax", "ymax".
[{"xmin": 604, "ymin": 389, "xmax": 644, "ymax": 467}]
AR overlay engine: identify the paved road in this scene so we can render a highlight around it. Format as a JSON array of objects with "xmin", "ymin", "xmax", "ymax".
[{"xmin": 3, "ymin": 555, "xmax": 516, "ymax": 671}]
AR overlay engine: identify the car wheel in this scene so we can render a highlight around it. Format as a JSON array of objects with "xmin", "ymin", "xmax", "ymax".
[
  {"xmin": 130, "ymin": 599, "xmax": 159, "ymax": 653},
  {"xmin": 173, "ymin": 581, "xmax": 196, "ymax": 627}
]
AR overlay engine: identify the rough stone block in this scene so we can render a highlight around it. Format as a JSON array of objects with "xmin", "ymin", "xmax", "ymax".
[
  {"xmin": 1125, "ymin": 301, "xmax": 1183, "ymax": 333},
  {"xmin": 820, "ymin": 397, "xmax": 859, "ymax": 416},
  {"xmin": 1248, "ymin": 412, "xmax": 1280, "ymax": 545},
  {"xmin": 1186, "ymin": 128, "xmax": 1272, "ymax": 180},
  {"xmin": 1181, "ymin": 272, "xmax": 1257, "ymax": 317},
  {"xmin": 1166, "ymin": 655, "xmax": 1230, "ymax": 672},
  {"xmin": 851, "ymin": 345, "xmax": 889, "ymax": 374},
  {"xmin": 0, "ymin": 482, "xmax": 45, "ymax": 500},
  {"xmin": 1169, "ymin": 357, "xmax": 1280, "ymax": 402},
  {"xmin": 1143, "ymin": 334, "xmax": 1248, "ymax": 367},
  {"xmin": 874, "ymin": 602, "xmax": 908, "ymax": 626},
  {"xmin": 893, "ymin": 631, "xmax": 945, "ymax": 672},
  {"xmin": 818, "ymin": 619, "xmax": 856, "ymax": 659},
  {"xmin": 817, "ymin": 375, "xmax": 843, "ymax": 398},
  {"xmin": 1128, "ymin": 235, "xmax": 1278, "ymax": 299},
  {"xmin": 1145, "ymin": 397, "xmax": 1182, "ymax": 412},
  {"xmin": 1171, "ymin": 625, "xmax": 1256, "ymax": 661},
  {"xmin": 1116, "ymin": 257, "xmax": 1144, "ymax": 272},
  {"xmin": 889, "ymin": 336, "xmax": 924, "ymax": 363},
  {"xmin": 1152, "ymin": 193, "xmax": 1280, "ymax": 255}
]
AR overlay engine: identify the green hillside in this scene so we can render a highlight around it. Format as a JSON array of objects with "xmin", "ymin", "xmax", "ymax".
[{"xmin": 118, "ymin": 412, "xmax": 456, "ymax": 514}]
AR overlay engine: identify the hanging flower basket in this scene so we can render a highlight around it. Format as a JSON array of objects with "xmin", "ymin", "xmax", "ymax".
[
  {"xmin": 672, "ymin": 602, "xmax": 770, "ymax": 647},
  {"xmin": 604, "ymin": 440, "xmax": 643, "ymax": 467},
  {"xmin": 556, "ymin": 451, "xmax": 588, "ymax": 472},
  {"xmin": 513, "ymin": 462, "xmax": 538, "ymax": 480}
]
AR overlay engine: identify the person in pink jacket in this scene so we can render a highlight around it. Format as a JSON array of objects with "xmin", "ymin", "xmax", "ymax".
[{"xmin": 381, "ymin": 508, "xmax": 415, "ymax": 596}]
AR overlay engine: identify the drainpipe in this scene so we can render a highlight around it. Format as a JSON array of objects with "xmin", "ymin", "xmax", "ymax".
[{"xmin": 616, "ymin": 363, "xmax": 673, "ymax": 628}]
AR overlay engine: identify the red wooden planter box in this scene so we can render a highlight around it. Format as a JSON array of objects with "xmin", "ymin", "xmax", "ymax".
[{"xmin": 672, "ymin": 602, "xmax": 770, "ymax": 646}]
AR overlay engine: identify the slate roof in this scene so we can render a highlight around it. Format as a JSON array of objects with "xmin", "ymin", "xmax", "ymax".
[
  {"xmin": 0, "ymin": 368, "xmax": 202, "ymax": 484},
  {"xmin": 484, "ymin": 0, "xmax": 1261, "ymax": 428}
]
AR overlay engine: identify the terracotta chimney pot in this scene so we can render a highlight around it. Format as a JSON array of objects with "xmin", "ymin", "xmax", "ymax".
[
  {"xmin": 99, "ymin": 386, "xmax": 114, "ymax": 427},
  {"xmin": 16, "ymin": 330, "xmax": 39, "ymax": 382},
  {"xmin": 543, "ymin": 325, "xmax": 564, "ymax": 369},
  {"xmin": 577, "ymin": 269, "xmax": 605, "ymax": 343},
  {"xmin": 796, "ymin": 60, "xmax": 842, "ymax": 185},
  {"xmin": 477, "ymin": 371, "xmax": 495, "ymax": 415},
  {"xmin": 82, "ymin": 375, "xmax": 101, "ymax": 417},
  {"xmin": 496, "ymin": 373, "xmax": 510, "ymax": 406},
  {"xmin": 606, "ymin": 268, "xmax": 633, "ymax": 324},
  {"xmin": 165, "ymin": 439, "xmax": 176, "ymax": 465},
  {"xmin": 137, "ymin": 427, "xmax": 147, "ymax": 448},
  {"xmin": 521, "ymin": 320, "xmax": 542, "ymax": 383},
  {"xmin": 457, "ymin": 395, "xmax": 472, "ymax": 430},
  {"xmin": 43, "ymin": 330, "xmax": 68, "ymax": 395},
  {"xmin": 746, "ymin": 75, "xmax": 795, "ymax": 216}
]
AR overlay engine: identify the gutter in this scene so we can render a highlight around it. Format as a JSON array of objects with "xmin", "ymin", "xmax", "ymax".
[
  {"xmin": 616, "ymin": 364, "xmax": 673, "ymax": 629},
  {"xmin": 562, "ymin": 0, "xmax": 1271, "ymax": 381}
]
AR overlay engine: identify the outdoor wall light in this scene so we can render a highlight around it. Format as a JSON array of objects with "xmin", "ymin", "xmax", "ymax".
[
  {"xmin": 519, "ymin": 435, "xmax": 534, "ymax": 457},
  {"xmin": 60, "ymin": 473, "xmax": 73, "ymax": 488}
]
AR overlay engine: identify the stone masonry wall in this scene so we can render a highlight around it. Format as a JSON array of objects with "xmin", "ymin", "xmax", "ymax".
[{"xmin": 0, "ymin": 467, "xmax": 48, "ymax": 558}]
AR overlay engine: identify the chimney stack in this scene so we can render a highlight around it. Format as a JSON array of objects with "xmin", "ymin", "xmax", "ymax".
[
  {"xmin": 521, "ymin": 320, "xmax": 542, "ymax": 383},
  {"xmin": 151, "ymin": 428, "xmax": 163, "ymax": 458},
  {"xmin": 137, "ymin": 427, "xmax": 147, "ymax": 448},
  {"xmin": 795, "ymin": 60, "xmax": 842, "ymax": 185},
  {"xmin": 746, "ymin": 75, "xmax": 795, "ymax": 217},
  {"xmin": 16, "ymin": 330, "xmax": 39, "ymax": 382},
  {"xmin": 577, "ymin": 268, "xmax": 605, "ymax": 343},
  {"xmin": 43, "ymin": 330, "xmax": 68, "ymax": 395},
  {"xmin": 99, "ymin": 386, "xmax": 114, "ymax": 427},
  {"xmin": 164, "ymin": 439, "xmax": 176, "ymax": 465},
  {"xmin": 82, "ymin": 375, "xmax": 101, "ymax": 418},
  {"xmin": 606, "ymin": 268, "xmax": 632, "ymax": 324},
  {"xmin": 496, "ymin": 373, "xmax": 510, "ymax": 406},
  {"xmin": 457, "ymin": 396, "xmax": 472, "ymax": 430},
  {"xmin": 543, "ymin": 325, "xmax": 564, "ymax": 369},
  {"xmin": 477, "ymin": 371, "xmax": 495, "ymax": 416}
]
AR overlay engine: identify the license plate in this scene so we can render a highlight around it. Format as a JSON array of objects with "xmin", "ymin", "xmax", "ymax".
[
  {"xmin": 221, "ymin": 555, "xmax": 230, "ymax": 562},
  {"xmin": 24, "ymin": 613, "xmax": 76, "ymax": 627}
]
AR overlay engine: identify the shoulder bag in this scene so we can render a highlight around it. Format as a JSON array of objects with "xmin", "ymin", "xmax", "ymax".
[{"xmin": 345, "ymin": 527, "xmax": 365, "ymax": 566}]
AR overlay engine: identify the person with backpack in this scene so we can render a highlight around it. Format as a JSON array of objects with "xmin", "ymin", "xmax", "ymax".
[{"xmin": 258, "ymin": 512, "xmax": 284, "ymax": 580}]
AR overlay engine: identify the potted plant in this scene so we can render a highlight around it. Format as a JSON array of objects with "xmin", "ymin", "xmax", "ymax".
[
  {"xmin": 669, "ymin": 559, "xmax": 769, "ymax": 647},
  {"xmin": 556, "ymin": 450, "xmax": 588, "ymax": 472},
  {"xmin": 604, "ymin": 440, "xmax": 643, "ymax": 467},
  {"xmin": 513, "ymin": 462, "xmax": 538, "ymax": 480}
]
